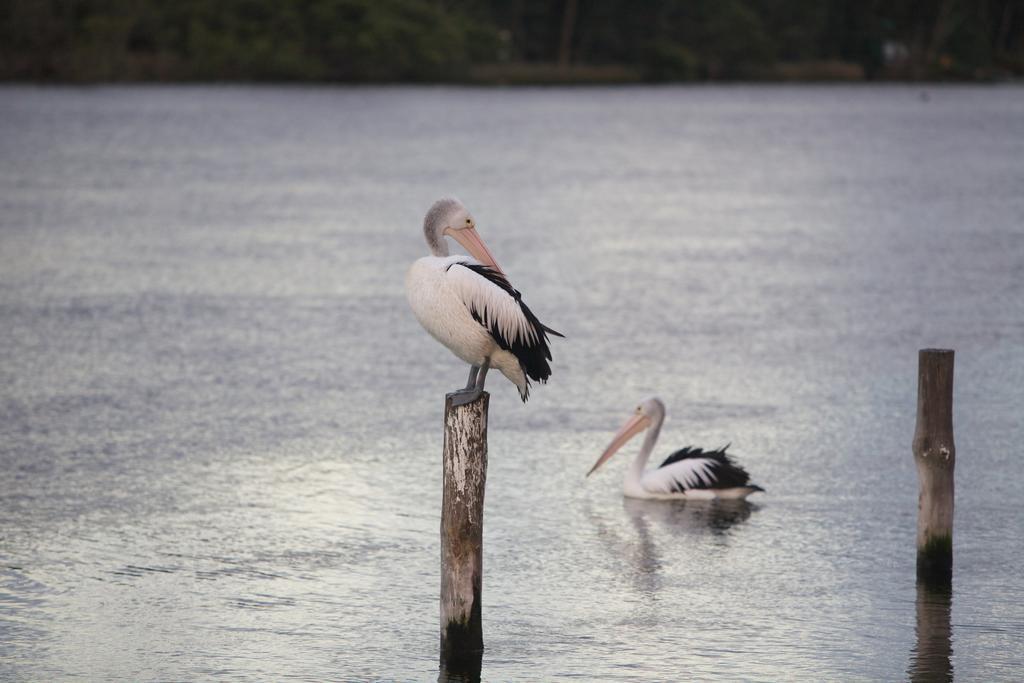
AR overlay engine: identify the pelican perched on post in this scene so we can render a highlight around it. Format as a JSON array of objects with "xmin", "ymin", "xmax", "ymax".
[
  {"xmin": 406, "ymin": 197, "xmax": 562, "ymax": 405},
  {"xmin": 587, "ymin": 398, "xmax": 764, "ymax": 500}
]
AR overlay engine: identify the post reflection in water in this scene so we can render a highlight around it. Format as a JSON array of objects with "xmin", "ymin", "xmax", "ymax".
[
  {"xmin": 909, "ymin": 580, "xmax": 954, "ymax": 682},
  {"xmin": 438, "ymin": 651, "xmax": 482, "ymax": 683}
]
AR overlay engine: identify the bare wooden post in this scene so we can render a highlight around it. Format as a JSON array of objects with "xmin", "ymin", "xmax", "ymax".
[
  {"xmin": 440, "ymin": 392, "xmax": 488, "ymax": 665},
  {"xmin": 912, "ymin": 349, "xmax": 955, "ymax": 584}
]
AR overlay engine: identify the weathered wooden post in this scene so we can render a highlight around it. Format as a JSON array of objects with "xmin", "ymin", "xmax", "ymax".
[
  {"xmin": 912, "ymin": 349, "xmax": 955, "ymax": 584},
  {"xmin": 439, "ymin": 392, "xmax": 488, "ymax": 667}
]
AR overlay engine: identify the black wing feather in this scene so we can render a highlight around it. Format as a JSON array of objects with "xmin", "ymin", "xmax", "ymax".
[
  {"xmin": 453, "ymin": 262, "xmax": 562, "ymax": 385},
  {"xmin": 659, "ymin": 444, "xmax": 763, "ymax": 492}
]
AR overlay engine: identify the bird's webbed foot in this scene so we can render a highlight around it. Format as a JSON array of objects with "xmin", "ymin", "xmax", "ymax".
[
  {"xmin": 448, "ymin": 359, "xmax": 490, "ymax": 406},
  {"xmin": 448, "ymin": 387, "xmax": 484, "ymax": 407}
]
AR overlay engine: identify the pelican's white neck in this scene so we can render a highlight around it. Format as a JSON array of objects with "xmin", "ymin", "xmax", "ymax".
[
  {"xmin": 624, "ymin": 410, "xmax": 664, "ymax": 494},
  {"xmin": 425, "ymin": 223, "xmax": 449, "ymax": 257},
  {"xmin": 424, "ymin": 198, "xmax": 464, "ymax": 257}
]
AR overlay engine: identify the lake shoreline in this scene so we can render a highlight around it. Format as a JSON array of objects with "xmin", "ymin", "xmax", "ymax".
[{"xmin": 3, "ymin": 61, "xmax": 1021, "ymax": 87}]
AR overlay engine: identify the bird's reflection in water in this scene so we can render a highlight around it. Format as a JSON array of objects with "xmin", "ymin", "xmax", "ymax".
[
  {"xmin": 593, "ymin": 498, "xmax": 758, "ymax": 601},
  {"xmin": 438, "ymin": 651, "xmax": 482, "ymax": 683},
  {"xmin": 623, "ymin": 497, "xmax": 756, "ymax": 539},
  {"xmin": 908, "ymin": 580, "xmax": 953, "ymax": 682}
]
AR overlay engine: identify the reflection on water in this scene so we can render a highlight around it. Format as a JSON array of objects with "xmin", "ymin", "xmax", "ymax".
[
  {"xmin": 624, "ymin": 498, "xmax": 756, "ymax": 600},
  {"xmin": 623, "ymin": 497, "xmax": 756, "ymax": 537},
  {"xmin": 591, "ymin": 498, "xmax": 757, "ymax": 599},
  {"xmin": 909, "ymin": 581, "xmax": 953, "ymax": 683},
  {"xmin": 439, "ymin": 651, "xmax": 482, "ymax": 683}
]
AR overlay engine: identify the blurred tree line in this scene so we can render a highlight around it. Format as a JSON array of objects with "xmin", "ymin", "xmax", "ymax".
[{"xmin": 1, "ymin": 0, "xmax": 1021, "ymax": 82}]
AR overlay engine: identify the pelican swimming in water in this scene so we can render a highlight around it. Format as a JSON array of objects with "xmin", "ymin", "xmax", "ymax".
[
  {"xmin": 406, "ymin": 197, "xmax": 562, "ymax": 405},
  {"xmin": 588, "ymin": 397, "xmax": 764, "ymax": 500}
]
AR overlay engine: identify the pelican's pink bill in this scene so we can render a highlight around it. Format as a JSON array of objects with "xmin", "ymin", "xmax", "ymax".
[
  {"xmin": 587, "ymin": 414, "xmax": 651, "ymax": 477},
  {"xmin": 445, "ymin": 227, "xmax": 505, "ymax": 275}
]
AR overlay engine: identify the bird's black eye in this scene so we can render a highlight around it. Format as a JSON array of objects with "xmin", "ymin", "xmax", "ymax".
[{"xmin": 466, "ymin": 219, "xmax": 471, "ymax": 224}]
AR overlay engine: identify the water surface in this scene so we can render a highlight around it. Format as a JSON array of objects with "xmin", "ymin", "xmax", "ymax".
[{"xmin": 2, "ymin": 84, "xmax": 1023, "ymax": 680}]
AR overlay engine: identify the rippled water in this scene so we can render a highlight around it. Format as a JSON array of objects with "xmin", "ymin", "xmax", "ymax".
[{"xmin": 2, "ymin": 84, "xmax": 1023, "ymax": 681}]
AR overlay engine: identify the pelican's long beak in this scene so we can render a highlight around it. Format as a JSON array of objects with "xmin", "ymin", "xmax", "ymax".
[
  {"xmin": 587, "ymin": 414, "xmax": 651, "ymax": 477},
  {"xmin": 445, "ymin": 227, "xmax": 505, "ymax": 275}
]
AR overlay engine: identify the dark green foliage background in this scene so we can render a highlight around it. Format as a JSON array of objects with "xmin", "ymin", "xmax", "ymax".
[{"xmin": 1, "ymin": 0, "xmax": 1021, "ymax": 81}]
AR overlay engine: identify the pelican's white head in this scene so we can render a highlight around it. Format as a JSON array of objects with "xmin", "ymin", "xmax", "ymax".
[
  {"xmin": 636, "ymin": 397, "xmax": 666, "ymax": 421},
  {"xmin": 587, "ymin": 397, "xmax": 665, "ymax": 477},
  {"xmin": 423, "ymin": 197, "xmax": 504, "ymax": 274}
]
